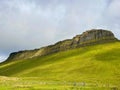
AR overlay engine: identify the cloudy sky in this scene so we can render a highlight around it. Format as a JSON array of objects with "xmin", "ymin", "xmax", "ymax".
[{"xmin": 0, "ymin": 0, "xmax": 120, "ymax": 62}]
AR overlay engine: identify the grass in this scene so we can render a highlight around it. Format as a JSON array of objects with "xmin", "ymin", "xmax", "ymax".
[
  {"xmin": 0, "ymin": 41, "xmax": 120, "ymax": 89},
  {"xmin": 0, "ymin": 76, "xmax": 118, "ymax": 90}
]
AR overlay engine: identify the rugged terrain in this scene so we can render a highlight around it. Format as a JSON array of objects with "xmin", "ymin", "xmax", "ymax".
[
  {"xmin": 0, "ymin": 29, "xmax": 120, "ymax": 90},
  {"xmin": 6, "ymin": 29, "xmax": 117, "ymax": 61}
]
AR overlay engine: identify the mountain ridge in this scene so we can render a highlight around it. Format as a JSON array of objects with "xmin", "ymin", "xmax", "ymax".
[
  {"xmin": 1, "ymin": 29, "xmax": 120, "ymax": 89},
  {"xmin": 6, "ymin": 29, "xmax": 118, "ymax": 62}
]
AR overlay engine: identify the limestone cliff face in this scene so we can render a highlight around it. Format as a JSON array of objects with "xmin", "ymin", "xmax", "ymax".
[{"xmin": 6, "ymin": 29, "xmax": 118, "ymax": 61}]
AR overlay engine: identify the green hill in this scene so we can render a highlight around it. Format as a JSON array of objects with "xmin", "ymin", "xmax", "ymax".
[
  {"xmin": 0, "ymin": 41, "xmax": 120, "ymax": 90},
  {"xmin": 0, "ymin": 29, "xmax": 120, "ymax": 90}
]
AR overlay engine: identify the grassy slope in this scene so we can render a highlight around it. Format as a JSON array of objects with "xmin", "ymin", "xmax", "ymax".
[{"xmin": 0, "ymin": 42, "xmax": 120, "ymax": 89}]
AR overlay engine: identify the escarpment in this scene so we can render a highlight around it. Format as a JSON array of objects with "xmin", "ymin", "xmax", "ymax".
[{"xmin": 6, "ymin": 29, "xmax": 118, "ymax": 61}]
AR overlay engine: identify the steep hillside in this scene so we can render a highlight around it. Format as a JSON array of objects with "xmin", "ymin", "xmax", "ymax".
[
  {"xmin": 0, "ymin": 29, "xmax": 120, "ymax": 89},
  {"xmin": 0, "ymin": 42, "xmax": 120, "ymax": 85},
  {"xmin": 6, "ymin": 29, "xmax": 118, "ymax": 61}
]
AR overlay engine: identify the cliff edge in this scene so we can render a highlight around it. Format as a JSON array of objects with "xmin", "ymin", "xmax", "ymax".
[{"xmin": 6, "ymin": 29, "xmax": 118, "ymax": 61}]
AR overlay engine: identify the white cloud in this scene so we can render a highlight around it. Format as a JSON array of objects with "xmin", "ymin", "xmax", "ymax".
[
  {"xmin": 107, "ymin": 0, "xmax": 120, "ymax": 17},
  {"xmin": 0, "ymin": 55, "xmax": 7, "ymax": 63}
]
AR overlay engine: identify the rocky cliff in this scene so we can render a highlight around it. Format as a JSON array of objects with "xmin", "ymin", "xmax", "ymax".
[{"xmin": 6, "ymin": 29, "xmax": 118, "ymax": 61}]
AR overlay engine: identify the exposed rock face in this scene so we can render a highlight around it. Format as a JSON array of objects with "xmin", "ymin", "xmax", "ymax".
[
  {"xmin": 72, "ymin": 29, "xmax": 116, "ymax": 46},
  {"xmin": 6, "ymin": 29, "xmax": 118, "ymax": 61}
]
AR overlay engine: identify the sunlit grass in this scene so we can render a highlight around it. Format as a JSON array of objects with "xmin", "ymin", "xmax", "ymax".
[{"xmin": 0, "ymin": 41, "xmax": 120, "ymax": 89}]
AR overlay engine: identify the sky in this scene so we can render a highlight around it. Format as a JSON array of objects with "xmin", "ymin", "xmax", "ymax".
[{"xmin": 0, "ymin": 0, "xmax": 120, "ymax": 62}]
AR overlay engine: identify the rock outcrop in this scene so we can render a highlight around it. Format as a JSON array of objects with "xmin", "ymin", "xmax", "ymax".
[{"xmin": 6, "ymin": 29, "xmax": 118, "ymax": 61}]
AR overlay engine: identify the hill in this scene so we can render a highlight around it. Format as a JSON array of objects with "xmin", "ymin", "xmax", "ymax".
[
  {"xmin": 0, "ymin": 29, "xmax": 120, "ymax": 89},
  {"xmin": 0, "ymin": 42, "xmax": 120, "ymax": 89},
  {"xmin": 6, "ymin": 29, "xmax": 117, "ymax": 61}
]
